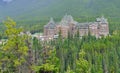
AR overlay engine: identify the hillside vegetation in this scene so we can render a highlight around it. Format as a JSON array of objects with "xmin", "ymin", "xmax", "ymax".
[
  {"xmin": 0, "ymin": 0, "xmax": 120, "ymax": 33},
  {"xmin": 1, "ymin": 18, "xmax": 120, "ymax": 73}
]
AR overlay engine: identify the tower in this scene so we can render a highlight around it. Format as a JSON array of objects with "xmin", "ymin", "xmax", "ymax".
[
  {"xmin": 44, "ymin": 17, "xmax": 56, "ymax": 40},
  {"xmin": 97, "ymin": 16, "xmax": 109, "ymax": 37}
]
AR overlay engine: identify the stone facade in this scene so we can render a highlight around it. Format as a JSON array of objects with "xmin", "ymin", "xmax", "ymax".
[{"xmin": 44, "ymin": 15, "xmax": 109, "ymax": 40}]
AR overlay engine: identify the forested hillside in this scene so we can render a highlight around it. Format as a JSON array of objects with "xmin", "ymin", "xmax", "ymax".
[
  {"xmin": 0, "ymin": 18, "xmax": 120, "ymax": 73},
  {"xmin": 0, "ymin": 0, "xmax": 120, "ymax": 33},
  {"xmin": 0, "ymin": 0, "xmax": 120, "ymax": 21},
  {"xmin": 0, "ymin": 0, "xmax": 120, "ymax": 73}
]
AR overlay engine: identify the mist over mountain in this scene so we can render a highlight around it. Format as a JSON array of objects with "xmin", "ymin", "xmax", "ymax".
[{"xmin": 0, "ymin": 0, "xmax": 120, "ymax": 22}]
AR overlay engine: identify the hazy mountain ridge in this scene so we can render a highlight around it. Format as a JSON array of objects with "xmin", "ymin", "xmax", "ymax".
[{"xmin": 0, "ymin": 0, "xmax": 120, "ymax": 21}]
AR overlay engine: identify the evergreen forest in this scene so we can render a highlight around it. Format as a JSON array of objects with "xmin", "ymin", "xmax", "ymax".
[{"xmin": 0, "ymin": 18, "xmax": 120, "ymax": 73}]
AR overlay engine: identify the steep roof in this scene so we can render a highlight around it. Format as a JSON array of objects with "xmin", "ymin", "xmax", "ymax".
[
  {"xmin": 96, "ymin": 16, "xmax": 108, "ymax": 24},
  {"xmin": 44, "ymin": 17, "xmax": 56, "ymax": 29},
  {"xmin": 60, "ymin": 14, "xmax": 75, "ymax": 25},
  {"xmin": 76, "ymin": 23, "xmax": 89, "ymax": 29}
]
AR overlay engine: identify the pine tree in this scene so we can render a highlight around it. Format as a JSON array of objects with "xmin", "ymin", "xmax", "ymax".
[
  {"xmin": 65, "ymin": 66, "xmax": 75, "ymax": 73},
  {"xmin": 0, "ymin": 17, "xmax": 28, "ymax": 73},
  {"xmin": 32, "ymin": 48, "xmax": 60, "ymax": 73},
  {"xmin": 76, "ymin": 50, "xmax": 90, "ymax": 73}
]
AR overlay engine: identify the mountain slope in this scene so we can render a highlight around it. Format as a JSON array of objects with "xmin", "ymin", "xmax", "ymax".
[{"xmin": 0, "ymin": 0, "xmax": 120, "ymax": 22}]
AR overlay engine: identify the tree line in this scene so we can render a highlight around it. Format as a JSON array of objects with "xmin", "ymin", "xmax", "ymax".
[{"xmin": 0, "ymin": 18, "xmax": 120, "ymax": 73}]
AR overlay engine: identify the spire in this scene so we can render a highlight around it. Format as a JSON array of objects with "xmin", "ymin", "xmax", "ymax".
[
  {"xmin": 101, "ymin": 15, "xmax": 105, "ymax": 20},
  {"xmin": 101, "ymin": 15, "xmax": 108, "ymax": 23},
  {"xmin": 96, "ymin": 15, "xmax": 108, "ymax": 24},
  {"xmin": 49, "ymin": 17, "xmax": 55, "ymax": 24},
  {"xmin": 61, "ymin": 14, "xmax": 74, "ymax": 23},
  {"xmin": 45, "ymin": 17, "xmax": 56, "ymax": 29}
]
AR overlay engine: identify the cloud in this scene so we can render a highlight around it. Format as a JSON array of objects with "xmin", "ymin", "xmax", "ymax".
[{"xmin": 3, "ymin": 0, "xmax": 13, "ymax": 3}]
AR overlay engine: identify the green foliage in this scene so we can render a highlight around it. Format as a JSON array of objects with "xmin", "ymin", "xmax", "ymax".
[
  {"xmin": 65, "ymin": 66, "xmax": 75, "ymax": 73},
  {"xmin": 0, "ymin": 17, "xmax": 28, "ymax": 72},
  {"xmin": 0, "ymin": 0, "xmax": 120, "ymax": 34},
  {"xmin": 0, "ymin": 17, "xmax": 120, "ymax": 73},
  {"xmin": 39, "ymin": 63, "xmax": 56, "ymax": 71},
  {"xmin": 76, "ymin": 50, "xmax": 90, "ymax": 73},
  {"xmin": 1, "ymin": 0, "xmax": 120, "ymax": 20},
  {"xmin": 49, "ymin": 30, "xmax": 120, "ymax": 73},
  {"xmin": 31, "ymin": 63, "xmax": 56, "ymax": 73},
  {"xmin": 32, "ymin": 48, "xmax": 60, "ymax": 73}
]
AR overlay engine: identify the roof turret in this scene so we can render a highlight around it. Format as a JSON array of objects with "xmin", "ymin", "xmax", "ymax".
[
  {"xmin": 61, "ymin": 14, "xmax": 74, "ymax": 22},
  {"xmin": 96, "ymin": 16, "xmax": 108, "ymax": 24},
  {"xmin": 60, "ymin": 14, "xmax": 77, "ymax": 25},
  {"xmin": 44, "ymin": 17, "xmax": 56, "ymax": 29}
]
